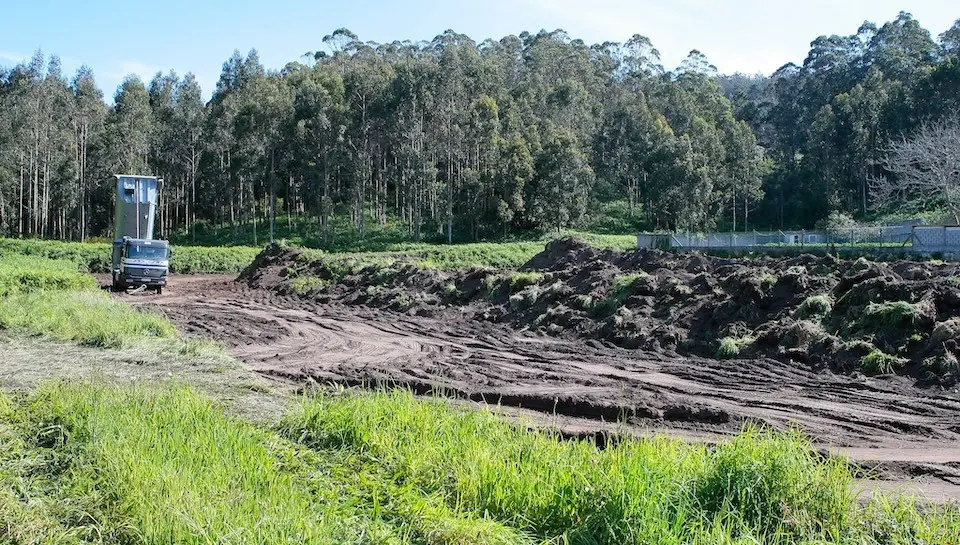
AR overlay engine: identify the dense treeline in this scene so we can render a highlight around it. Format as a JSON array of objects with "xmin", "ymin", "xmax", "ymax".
[
  {"xmin": 723, "ymin": 12, "xmax": 960, "ymax": 228},
  {"xmin": 0, "ymin": 12, "xmax": 958, "ymax": 245}
]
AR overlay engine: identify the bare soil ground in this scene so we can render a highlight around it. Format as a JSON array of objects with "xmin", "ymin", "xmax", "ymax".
[{"xmin": 128, "ymin": 274, "xmax": 960, "ymax": 503}]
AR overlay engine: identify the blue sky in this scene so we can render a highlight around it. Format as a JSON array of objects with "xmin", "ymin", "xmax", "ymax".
[{"xmin": 2, "ymin": 0, "xmax": 957, "ymax": 101}]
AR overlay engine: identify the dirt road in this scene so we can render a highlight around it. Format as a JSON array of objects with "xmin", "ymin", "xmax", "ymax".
[{"xmin": 133, "ymin": 274, "xmax": 960, "ymax": 502}]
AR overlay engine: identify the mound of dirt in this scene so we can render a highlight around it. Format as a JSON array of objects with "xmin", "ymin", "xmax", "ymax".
[{"xmin": 244, "ymin": 239, "xmax": 960, "ymax": 386}]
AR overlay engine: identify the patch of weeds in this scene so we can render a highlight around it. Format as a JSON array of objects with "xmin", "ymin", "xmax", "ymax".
[
  {"xmin": 759, "ymin": 273, "xmax": 778, "ymax": 290},
  {"xmin": 364, "ymin": 286, "xmax": 384, "ymax": 298},
  {"xmin": 484, "ymin": 274, "xmax": 504, "ymax": 299},
  {"xmin": 373, "ymin": 267, "xmax": 399, "ymax": 285},
  {"xmin": 783, "ymin": 320, "xmax": 827, "ymax": 349},
  {"xmin": 289, "ymin": 276, "xmax": 330, "ymax": 295},
  {"xmin": 861, "ymin": 350, "xmax": 907, "ymax": 375},
  {"xmin": 717, "ymin": 336, "xmax": 755, "ymax": 359},
  {"xmin": 863, "ymin": 301, "xmax": 920, "ymax": 328},
  {"xmin": 391, "ymin": 292, "xmax": 414, "ymax": 311},
  {"xmin": 570, "ymin": 294, "xmax": 594, "ymax": 311},
  {"xmin": 595, "ymin": 273, "xmax": 646, "ymax": 317},
  {"xmin": 612, "ymin": 273, "xmax": 646, "ymax": 294},
  {"xmin": 509, "ymin": 272, "xmax": 544, "ymax": 292},
  {"xmin": 795, "ymin": 295, "xmax": 833, "ymax": 320},
  {"xmin": 442, "ymin": 282, "xmax": 458, "ymax": 298},
  {"xmin": 509, "ymin": 286, "xmax": 541, "ymax": 311},
  {"xmin": 665, "ymin": 278, "xmax": 693, "ymax": 298}
]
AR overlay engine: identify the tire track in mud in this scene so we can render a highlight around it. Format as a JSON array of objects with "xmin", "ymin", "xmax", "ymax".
[{"xmin": 137, "ymin": 275, "xmax": 960, "ymax": 501}]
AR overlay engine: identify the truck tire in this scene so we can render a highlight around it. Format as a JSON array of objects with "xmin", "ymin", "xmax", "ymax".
[{"xmin": 156, "ymin": 286, "xmax": 163, "ymax": 295}]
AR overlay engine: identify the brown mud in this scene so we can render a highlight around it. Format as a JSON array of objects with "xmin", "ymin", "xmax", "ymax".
[
  {"xmin": 127, "ymin": 273, "xmax": 960, "ymax": 503},
  {"xmin": 245, "ymin": 238, "xmax": 960, "ymax": 387}
]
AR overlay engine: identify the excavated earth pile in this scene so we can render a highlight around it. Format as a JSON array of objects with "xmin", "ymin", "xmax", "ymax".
[{"xmin": 243, "ymin": 237, "xmax": 960, "ymax": 387}]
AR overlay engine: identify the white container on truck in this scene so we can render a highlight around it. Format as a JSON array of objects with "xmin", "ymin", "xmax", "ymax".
[{"xmin": 110, "ymin": 175, "xmax": 170, "ymax": 294}]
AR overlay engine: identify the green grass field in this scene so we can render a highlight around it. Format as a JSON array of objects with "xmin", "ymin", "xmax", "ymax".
[
  {"xmin": 0, "ymin": 238, "xmax": 262, "ymax": 275},
  {"xmin": 0, "ymin": 254, "xmax": 219, "ymax": 358},
  {"xmin": 0, "ymin": 383, "xmax": 955, "ymax": 544}
]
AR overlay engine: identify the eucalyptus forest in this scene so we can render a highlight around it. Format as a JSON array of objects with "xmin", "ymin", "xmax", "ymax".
[{"xmin": 1, "ymin": 11, "xmax": 959, "ymax": 245}]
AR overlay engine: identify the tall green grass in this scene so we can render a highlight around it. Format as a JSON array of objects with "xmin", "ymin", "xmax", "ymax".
[
  {"xmin": 0, "ymin": 383, "xmax": 956, "ymax": 544},
  {"xmin": 0, "ymin": 383, "xmax": 533, "ymax": 544},
  {"xmin": 0, "ymin": 290, "xmax": 175, "ymax": 348},
  {"xmin": 278, "ymin": 390, "xmax": 960, "ymax": 545},
  {"xmin": 0, "ymin": 254, "xmax": 97, "ymax": 296},
  {"xmin": 0, "ymin": 255, "xmax": 217, "ymax": 357}
]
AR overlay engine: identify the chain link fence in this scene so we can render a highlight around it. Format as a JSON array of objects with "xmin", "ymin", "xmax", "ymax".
[{"xmin": 637, "ymin": 225, "xmax": 960, "ymax": 256}]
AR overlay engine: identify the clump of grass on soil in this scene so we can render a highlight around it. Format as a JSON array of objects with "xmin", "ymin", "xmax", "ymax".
[
  {"xmin": 863, "ymin": 301, "xmax": 920, "ymax": 327},
  {"xmin": 861, "ymin": 350, "xmax": 907, "ymax": 375},
  {"xmin": 508, "ymin": 271, "xmax": 544, "ymax": 292},
  {"xmin": 595, "ymin": 272, "xmax": 646, "ymax": 317},
  {"xmin": 290, "ymin": 276, "xmax": 330, "ymax": 295},
  {"xmin": 795, "ymin": 294, "xmax": 833, "ymax": 320},
  {"xmin": 716, "ymin": 335, "xmax": 756, "ymax": 359}
]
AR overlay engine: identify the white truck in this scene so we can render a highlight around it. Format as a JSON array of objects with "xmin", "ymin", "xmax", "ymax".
[{"xmin": 110, "ymin": 175, "xmax": 170, "ymax": 294}]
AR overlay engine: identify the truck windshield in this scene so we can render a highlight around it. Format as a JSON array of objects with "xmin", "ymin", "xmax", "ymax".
[{"xmin": 126, "ymin": 245, "xmax": 168, "ymax": 260}]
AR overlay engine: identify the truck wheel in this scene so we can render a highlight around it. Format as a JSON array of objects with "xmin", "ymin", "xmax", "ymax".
[{"xmin": 156, "ymin": 286, "xmax": 163, "ymax": 295}]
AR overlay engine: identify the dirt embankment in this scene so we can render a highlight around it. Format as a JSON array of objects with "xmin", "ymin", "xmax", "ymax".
[{"xmin": 243, "ymin": 238, "xmax": 960, "ymax": 387}]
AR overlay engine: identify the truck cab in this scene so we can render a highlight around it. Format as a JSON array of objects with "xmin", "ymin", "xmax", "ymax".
[{"xmin": 112, "ymin": 237, "xmax": 170, "ymax": 293}]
